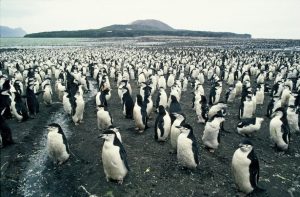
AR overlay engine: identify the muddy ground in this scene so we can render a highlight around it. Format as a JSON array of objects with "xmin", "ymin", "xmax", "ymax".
[{"xmin": 1, "ymin": 43, "xmax": 300, "ymax": 197}]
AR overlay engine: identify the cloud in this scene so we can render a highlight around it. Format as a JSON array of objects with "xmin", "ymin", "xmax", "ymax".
[{"xmin": 1, "ymin": 0, "xmax": 299, "ymax": 39}]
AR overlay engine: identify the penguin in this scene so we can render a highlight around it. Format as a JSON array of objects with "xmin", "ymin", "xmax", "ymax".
[
  {"xmin": 255, "ymin": 83, "xmax": 265, "ymax": 105},
  {"xmin": 232, "ymin": 139, "xmax": 263, "ymax": 194},
  {"xmin": 208, "ymin": 102, "xmax": 227, "ymax": 119},
  {"xmin": 46, "ymin": 123, "xmax": 70, "ymax": 165},
  {"xmin": 96, "ymin": 89, "xmax": 110, "ymax": 107},
  {"xmin": 195, "ymin": 95, "xmax": 209, "ymax": 123},
  {"xmin": 209, "ymin": 81, "xmax": 222, "ymax": 105},
  {"xmin": 100, "ymin": 130, "xmax": 129, "ymax": 184},
  {"xmin": 121, "ymin": 87, "xmax": 134, "ymax": 119},
  {"xmin": 142, "ymin": 85, "xmax": 153, "ymax": 118},
  {"xmin": 237, "ymin": 118, "xmax": 264, "ymax": 136},
  {"xmin": 225, "ymin": 86, "xmax": 236, "ymax": 103},
  {"xmin": 0, "ymin": 108, "xmax": 14, "ymax": 148},
  {"xmin": 239, "ymin": 95, "xmax": 253, "ymax": 119},
  {"xmin": 176, "ymin": 123, "xmax": 199, "ymax": 169},
  {"xmin": 266, "ymin": 96, "xmax": 281, "ymax": 118},
  {"xmin": 26, "ymin": 82, "xmax": 40, "ymax": 116},
  {"xmin": 71, "ymin": 89, "xmax": 85, "ymax": 125},
  {"xmin": 0, "ymin": 81, "xmax": 12, "ymax": 119},
  {"xmin": 202, "ymin": 113, "xmax": 225, "ymax": 152},
  {"xmin": 270, "ymin": 107, "xmax": 290, "ymax": 151},
  {"xmin": 154, "ymin": 105, "xmax": 171, "ymax": 141},
  {"xmin": 10, "ymin": 92, "xmax": 29, "ymax": 122},
  {"xmin": 287, "ymin": 105, "xmax": 299, "ymax": 133},
  {"xmin": 97, "ymin": 105, "xmax": 113, "ymax": 130},
  {"xmin": 170, "ymin": 113, "xmax": 185, "ymax": 152},
  {"xmin": 63, "ymin": 91, "xmax": 72, "ymax": 115},
  {"xmin": 133, "ymin": 94, "xmax": 148, "ymax": 133},
  {"xmin": 43, "ymin": 84, "xmax": 52, "ymax": 105},
  {"xmin": 155, "ymin": 87, "xmax": 168, "ymax": 112},
  {"xmin": 169, "ymin": 95, "xmax": 182, "ymax": 114},
  {"xmin": 167, "ymin": 73, "xmax": 175, "ymax": 87}
]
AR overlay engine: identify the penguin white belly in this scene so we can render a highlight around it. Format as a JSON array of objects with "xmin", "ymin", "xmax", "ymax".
[
  {"xmin": 97, "ymin": 111, "xmax": 112, "ymax": 129},
  {"xmin": 43, "ymin": 89, "xmax": 52, "ymax": 104},
  {"xmin": 11, "ymin": 101, "xmax": 23, "ymax": 121},
  {"xmin": 227, "ymin": 90, "xmax": 236, "ymax": 103},
  {"xmin": 63, "ymin": 96, "xmax": 72, "ymax": 115},
  {"xmin": 256, "ymin": 91, "xmax": 264, "ymax": 104},
  {"xmin": 73, "ymin": 97, "xmax": 85, "ymax": 123},
  {"xmin": 95, "ymin": 92, "xmax": 101, "ymax": 106},
  {"xmin": 102, "ymin": 143, "xmax": 128, "ymax": 181},
  {"xmin": 238, "ymin": 124, "xmax": 260, "ymax": 135},
  {"xmin": 202, "ymin": 123, "xmax": 219, "ymax": 149},
  {"xmin": 195, "ymin": 103, "xmax": 205, "ymax": 123},
  {"xmin": 287, "ymin": 110, "xmax": 299, "ymax": 132},
  {"xmin": 270, "ymin": 118, "xmax": 288, "ymax": 150},
  {"xmin": 170, "ymin": 121, "xmax": 181, "ymax": 150},
  {"xmin": 232, "ymin": 149, "xmax": 253, "ymax": 193},
  {"xmin": 162, "ymin": 115, "xmax": 171, "ymax": 139},
  {"xmin": 47, "ymin": 133, "xmax": 69, "ymax": 163},
  {"xmin": 177, "ymin": 135, "xmax": 197, "ymax": 169},
  {"xmin": 242, "ymin": 102, "xmax": 253, "ymax": 118},
  {"xmin": 133, "ymin": 106, "xmax": 144, "ymax": 130},
  {"xmin": 146, "ymin": 98, "xmax": 153, "ymax": 116}
]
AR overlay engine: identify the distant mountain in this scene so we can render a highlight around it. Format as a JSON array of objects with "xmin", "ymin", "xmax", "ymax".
[
  {"xmin": 130, "ymin": 19, "xmax": 174, "ymax": 31},
  {"xmin": 0, "ymin": 26, "xmax": 26, "ymax": 37},
  {"xmin": 24, "ymin": 19, "xmax": 251, "ymax": 39}
]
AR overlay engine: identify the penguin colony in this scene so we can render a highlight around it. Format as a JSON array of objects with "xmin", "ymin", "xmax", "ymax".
[{"xmin": 0, "ymin": 46, "xmax": 299, "ymax": 195}]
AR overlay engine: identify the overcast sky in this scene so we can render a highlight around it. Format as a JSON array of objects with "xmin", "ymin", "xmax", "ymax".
[{"xmin": 1, "ymin": 0, "xmax": 299, "ymax": 39}]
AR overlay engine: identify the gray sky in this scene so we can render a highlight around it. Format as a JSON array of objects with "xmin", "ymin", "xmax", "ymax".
[{"xmin": 1, "ymin": 0, "xmax": 299, "ymax": 39}]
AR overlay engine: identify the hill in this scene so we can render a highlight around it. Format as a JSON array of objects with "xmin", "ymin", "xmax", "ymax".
[
  {"xmin": 24, "ymin": 19, "xmax": 251, "ymax": 38},
  {"xmin": 0, "ymin": 26, "xmax": 26, "ymax": 37}
]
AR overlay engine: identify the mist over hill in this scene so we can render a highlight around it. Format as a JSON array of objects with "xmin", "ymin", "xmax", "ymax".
[{"xmin": 0, "ymin": 26, "xmax": 26, "ymax": 37}]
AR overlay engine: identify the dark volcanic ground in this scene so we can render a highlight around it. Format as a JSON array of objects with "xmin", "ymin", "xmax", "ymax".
[{"xmin": 1, "ymin": 41, "xmax": 300, "ymax": 197}]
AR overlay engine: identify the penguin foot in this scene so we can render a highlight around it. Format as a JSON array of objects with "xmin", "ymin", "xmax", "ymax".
[{"xmin": 117, "ymin": 180, "xmax": 123, "ymax": 185}]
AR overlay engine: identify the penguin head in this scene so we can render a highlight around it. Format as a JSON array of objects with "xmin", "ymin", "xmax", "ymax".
[
  {"xmin": 239, "ymin": 139, "xmax": 253, "ymax": 153},
  {"xmin": 158, "ymin": 105, "xmax": 166, "ymax": 114},
  {"xmin": 136, "ymin": 94, "xmax": 143, "ymax": 105},
  {"xmin": 46, "ymin": 123, "xmax": 63, "ymax": 133},
  {"xmin": 172, "ymin": 113, "xmax": 185, "ymax": 121},
  {"xmin": 97, "ymin": 105, "xmax": 106, "ymax": 111},
  {"xmin": 171, "ymin": 95, "xmax": 177, "ymax": 102},
  {"xmin": 108, "ymin": 126, "xmax": 120, "ymax": 134},
  {"xmin": 257, "ymin": 117, "xmax": 264, "ymax": 123},
  {"xmin": 100, "ymin": 130, "xmax": 116, "ymax": 141},
  {"xmin": 176, "ymin": 123, "xmax": 193, "ymax": 134},
  {"xmin": 271, "ymin": 107, "xmax": 286, "ymax": 118}
]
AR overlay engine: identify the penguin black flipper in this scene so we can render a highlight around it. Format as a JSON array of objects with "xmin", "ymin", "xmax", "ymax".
[
  {"xmin": 188, "ymin": 131, "xmax": 199, "ymax": 165},
  {"xmin": 237, "ymin": 118, "xmax": 256, "ymax": 128},
  {"xmin": 113, "ymin": 137, "xmax": 130, "ymax": 171},
  {"xmin": 248, "ymin": 149, "xmax": 259, "ymax": 188}
]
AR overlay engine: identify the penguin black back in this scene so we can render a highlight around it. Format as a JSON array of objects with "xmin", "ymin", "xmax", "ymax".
[
  {"xmin": 169, "ymin": 95, "xmax": 181, "ymax": 114},
  {"xmin": 185, "ymin": 123, "xmax": 199, "ymax": 165}
]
